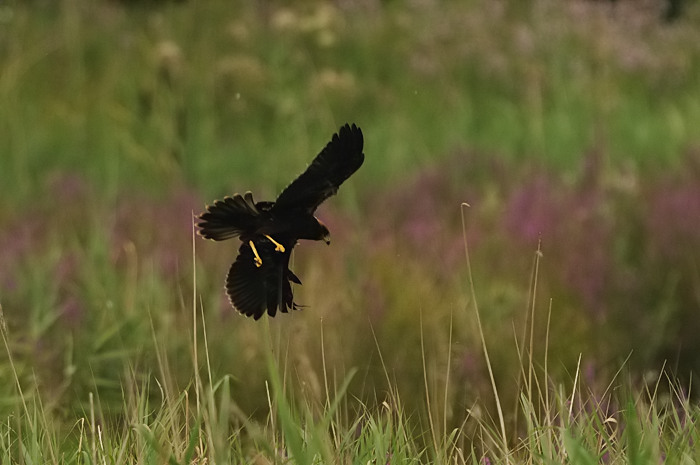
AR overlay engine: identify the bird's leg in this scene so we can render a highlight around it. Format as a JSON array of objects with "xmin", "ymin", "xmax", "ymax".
[
  {"xmin": 249, "ymin": 240, "xmax": 263, "ymax": 267},
  {"xmin": 264, "ymin": 235, "xmax": 286, "ymax": 253}
]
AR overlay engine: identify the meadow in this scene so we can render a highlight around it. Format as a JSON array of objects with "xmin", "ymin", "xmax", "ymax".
[{"xmin": 2, "ymin": 0, "xmax": 700, "ymax": 463}]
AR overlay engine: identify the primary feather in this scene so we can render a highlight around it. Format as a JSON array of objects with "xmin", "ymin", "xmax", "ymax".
[
  {"xmin": 273, "ymin": 123, "xmax": 364, "ymax": 213},
  {"xmin": 226, "ymin": 237, "xmax": 299, "ymax": 319}
]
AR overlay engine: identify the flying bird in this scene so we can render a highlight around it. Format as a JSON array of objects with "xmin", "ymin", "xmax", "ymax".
[{"xmin": 197, "ymin": 123, "xmax": 364, "ymax": 319}]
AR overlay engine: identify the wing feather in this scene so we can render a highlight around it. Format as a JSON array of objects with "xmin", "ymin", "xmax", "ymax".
[
  {"xmin": 273, "ymin": 123, "xmax": 364, "ymax": 213},
  {"xmin": 225, "ymin": 238, "xmax": 300, "ymax": 319}
]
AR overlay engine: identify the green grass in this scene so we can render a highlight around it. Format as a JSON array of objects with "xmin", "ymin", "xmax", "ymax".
[
  {"xmin": 2, "ymin": 244, "xmax": 699, "ymax": 463},
  {"xmin": 1, "ymin": 200, "xmax": 699, "ymax": 463},
  {"xmin": 2, "ymin": 0, "xmax": 700, "ymax": 462}
]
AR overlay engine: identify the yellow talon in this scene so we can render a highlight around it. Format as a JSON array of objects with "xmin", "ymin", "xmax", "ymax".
[
  {"xmin": 249, "ymin": 240, "xmax": 263, "ymax": 267},
  {"xmin": 265, "ymin": 235, "xmax": 286, "ymax": 253}
]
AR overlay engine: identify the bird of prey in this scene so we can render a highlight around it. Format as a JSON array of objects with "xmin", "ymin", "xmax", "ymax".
[{"xmin": 197, "ymin": 123, "xmax": 364, "ymax": 319}]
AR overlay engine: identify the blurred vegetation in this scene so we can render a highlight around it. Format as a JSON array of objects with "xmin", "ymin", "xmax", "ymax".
[{"xmin": 1, "ymin": 0, "xmax": 700, "ymax": 461}]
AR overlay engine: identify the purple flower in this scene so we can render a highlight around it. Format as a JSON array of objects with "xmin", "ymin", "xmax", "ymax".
[{"xmin": 503, "ymin": 176, "xmax": 558, "ymax": 244}]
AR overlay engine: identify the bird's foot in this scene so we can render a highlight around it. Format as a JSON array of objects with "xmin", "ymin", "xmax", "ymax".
[
  {"xmin": 265, "ymin": 235, "xmax": 286, "ymax": 253},
  {"xmin": 249, "ymin": 240, "xmax": 263, "ymax": 267}
]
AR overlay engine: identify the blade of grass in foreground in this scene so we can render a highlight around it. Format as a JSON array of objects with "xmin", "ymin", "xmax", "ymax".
[{"xmin": 261, "ymin": 316, "xmax": 357, "ymax": 464}]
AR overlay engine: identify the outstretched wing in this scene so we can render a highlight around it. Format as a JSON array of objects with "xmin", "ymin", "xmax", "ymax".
[
  {"xmin": 197, "ymin": 192, "xmax": 264, "ymax": 241},
  {"xmin": 273, "ymin": 123, "xmax": 364, "ymax": 214},
  {"xmin": 225, "ymin": 237, "xmax": 301, "ymax": 319}
]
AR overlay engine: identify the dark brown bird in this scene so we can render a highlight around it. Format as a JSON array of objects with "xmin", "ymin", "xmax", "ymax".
[{"xmin": 197, "ymin": 123, "xmax": 364, "ymax": 319}]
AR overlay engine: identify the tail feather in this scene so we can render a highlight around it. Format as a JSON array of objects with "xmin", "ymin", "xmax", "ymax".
[{"xmin": 197, "ymin": 192, "xmax": 261, "ymax": 241}]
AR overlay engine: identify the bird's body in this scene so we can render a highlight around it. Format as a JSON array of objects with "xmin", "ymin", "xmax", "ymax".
[
  {"xmin": 197, "ymin": 123, "xmax": 364, "ymax": 319},
  {"xmin": 198, "ymin": 193, "xmax": 328, "ymax": 243}
]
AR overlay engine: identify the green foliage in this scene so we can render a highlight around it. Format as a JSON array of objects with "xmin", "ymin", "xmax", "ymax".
[
  {"xmin": 2, "ymin": 0, "xmax": 700, "ymax": 462},
  {"xmin": 2, "ymin": 0, "xmax": 700, "ymax": 202}
]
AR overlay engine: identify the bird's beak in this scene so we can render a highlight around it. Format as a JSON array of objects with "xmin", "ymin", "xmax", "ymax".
[{"xmin": 316, "ymin": 216, "xmax": 331, "ymax": 245}]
